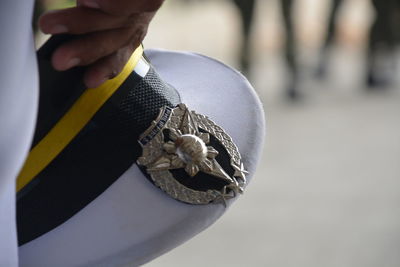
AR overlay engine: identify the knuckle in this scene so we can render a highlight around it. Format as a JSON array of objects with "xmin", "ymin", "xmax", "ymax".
[
  {"xmin": 123, "ymin": 12, "xmax": 154, "ymax": 31},
  {"xmin": 127, "ymin": 27, "xmax": 147, "ymax": 47},
  {"xmin": 135, "ymin": 26, "xmax": 147, "ymax": 41},
  {"xmin": 125, "ymin": 15, "xmax": 139, "ymax": 28}
]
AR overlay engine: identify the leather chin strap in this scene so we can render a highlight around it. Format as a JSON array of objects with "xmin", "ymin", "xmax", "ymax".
[{"xmin": 16, "ymin": 35, "xmax": 181, "ymax": 245}]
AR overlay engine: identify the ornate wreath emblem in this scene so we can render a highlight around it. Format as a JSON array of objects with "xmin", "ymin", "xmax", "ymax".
[{"xmin": 137, "ymin": 104, "xmax": 247, "ymax": 205}]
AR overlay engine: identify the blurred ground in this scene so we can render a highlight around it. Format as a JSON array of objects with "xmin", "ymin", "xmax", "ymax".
[{"xmin": 143, "ymin": 0, "xmax": 400, "ymax": 266}]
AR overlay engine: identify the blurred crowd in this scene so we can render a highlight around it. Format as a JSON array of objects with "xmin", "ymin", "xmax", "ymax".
[
  {"xmin": 232, "ymin": 0, "xmax": 400, "ymax": 99},
  {"xmin": 33, "ymin": 0, "xmax": 400, "ymax": 100}
]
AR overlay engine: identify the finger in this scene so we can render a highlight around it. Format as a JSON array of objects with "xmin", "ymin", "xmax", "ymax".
[
  {"xmin": 77, "ymin": 0, "xmax": 164, "ymax": 16},
  {"xmin": 83, "ymin": 45, "xmax": 135, "ymax": 88},
  {"xmin": 51, "ymin": 24, "xmax": 146, "ymax": 71},
  {"xmin": 39, "ymin": 7, "xmax": 128, "ymax": 35}
]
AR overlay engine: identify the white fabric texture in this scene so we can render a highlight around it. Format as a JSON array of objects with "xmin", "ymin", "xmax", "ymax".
[
  {"xmin": 18, "ymin": 49, "xmax": 265, "ymax": 266},
  {"xmin": 0, "ymin": 1, "xmax": 37, "ymax": 266}
]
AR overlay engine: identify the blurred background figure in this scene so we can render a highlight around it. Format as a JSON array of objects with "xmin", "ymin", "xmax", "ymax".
[
  {"xmin": 234, "ymin": 0, "xmax": 400, "ymax": 97},
  {"xmin": 233, "ymin": 0, "xmax": 300, "ymax": 99},
  {"xmin": 232, "ymin": 0, "xmax": 256, "ymax": 75},
  {"xmin": 316, "ymin": 0, "xmax": 400, "ymax": 90},
  {"xmin": 279, "ymin": 0, "xmax": 299, "ymax": 99},
  {"xmin": 366, "ymin": 0, "xmax": 400, "ymax": 89},
  {"xmin": 316, "ymin": 0, "xmax": 344, "ymax": 79}
]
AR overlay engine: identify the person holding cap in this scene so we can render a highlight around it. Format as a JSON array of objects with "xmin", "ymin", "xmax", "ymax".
[{"xmin": 1, "ymin": 1, "xmax": 265, "ymax": 266}]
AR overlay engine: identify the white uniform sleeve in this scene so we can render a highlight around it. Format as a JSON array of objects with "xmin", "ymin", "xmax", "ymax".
[{"xmin": 0, "ymin": 1, "xmax": 37, "ymax": 266}]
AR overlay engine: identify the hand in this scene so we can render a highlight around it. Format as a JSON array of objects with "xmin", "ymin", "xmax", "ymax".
[{"xmin": 39, "ymin": 0, "xmax": 164, "ymax": 88}]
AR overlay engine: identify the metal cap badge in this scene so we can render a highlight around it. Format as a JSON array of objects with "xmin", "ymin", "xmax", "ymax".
[{"xmin": 137, "ymin": 104, "xmax": 247, "ymax": 205}]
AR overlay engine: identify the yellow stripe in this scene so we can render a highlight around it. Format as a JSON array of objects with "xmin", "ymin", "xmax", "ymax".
[{"xmin": 16, "ymin": 46, "xmax": 143, "ymax": 192}]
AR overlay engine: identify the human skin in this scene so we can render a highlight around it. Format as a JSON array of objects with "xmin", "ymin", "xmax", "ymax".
[{"xmin": 39, "ymin": 0, "xmax": 164, "ymax": 88}]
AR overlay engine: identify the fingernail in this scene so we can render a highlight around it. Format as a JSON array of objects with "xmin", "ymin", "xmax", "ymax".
[
  {"xmin": 49, "ymin": 24, "xmax": 68, "ymax": 34},
  {"xmin": 66, "ymin": 58, "xmax": 81, "ymax": 69},
  {"xmin": 82, "ymin": 0, "xmax": 100, "ymax": 9}
]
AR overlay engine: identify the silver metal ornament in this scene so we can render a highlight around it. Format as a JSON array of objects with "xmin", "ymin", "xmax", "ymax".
[{"xmin": 137, "ymin": 104, "xmax": 247, "ymax": 205}]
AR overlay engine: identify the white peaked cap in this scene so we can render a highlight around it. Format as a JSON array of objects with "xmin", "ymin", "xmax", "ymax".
[{"xmin": 18, "ymin": 49, "xmax": 265, "ymax": 267}]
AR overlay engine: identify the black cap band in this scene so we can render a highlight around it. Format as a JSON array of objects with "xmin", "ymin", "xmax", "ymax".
[{"xmin": 17, "ymin": 35, "xmax": 180, "ymax": 245}]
